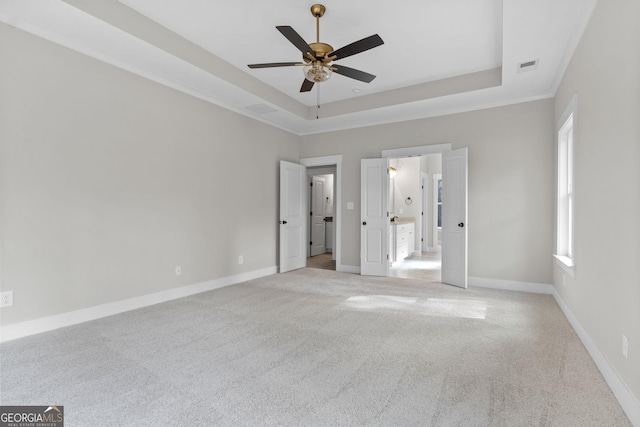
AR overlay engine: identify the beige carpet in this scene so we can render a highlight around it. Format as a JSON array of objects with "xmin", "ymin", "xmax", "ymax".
[{"xmin": 0, "ymin": 269, "xmax": 631, "ymax": 426}]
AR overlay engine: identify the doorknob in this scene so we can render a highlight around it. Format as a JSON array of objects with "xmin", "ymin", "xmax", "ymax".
[
  {"xmin": 362, "ymin": 221, "xmax": 367, "ymax": 226},
  {"xmin": 280, "ymin": 220, "xmax": 287, "ymax": 224},
  {"xmin": 458, "ymin": 222, "xmax": 464, "ymax": 228}
]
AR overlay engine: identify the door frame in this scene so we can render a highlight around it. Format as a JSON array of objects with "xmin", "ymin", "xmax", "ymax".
[
  {"xmin": 300, "ymin": 155, "xmax": 343, "ymax": 272},
  {"xmin": 421, "ymin": 171, "xmax": 429, "ymax": 253},
  {"xmin": 309, "ymin": 174, "xmax": 327, "ymax": 257},
  {"xmin": 379, "ymin": 143, "xmax": 466, "ymax": 284}
]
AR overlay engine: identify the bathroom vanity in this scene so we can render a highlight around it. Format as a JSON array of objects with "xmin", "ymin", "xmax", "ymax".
[{"xmin": 389, "ymin": 219, "xmax": 415, "ymax": 265}]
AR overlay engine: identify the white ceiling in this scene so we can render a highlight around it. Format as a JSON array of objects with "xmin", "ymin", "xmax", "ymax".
[{"xmin": 0, "ymin": 0, "xmax": 597, "ymax": 135}]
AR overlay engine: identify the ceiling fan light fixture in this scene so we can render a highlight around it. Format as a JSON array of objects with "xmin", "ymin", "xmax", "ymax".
[
  {"xmin": 304, "ymin": 61, "xmax": 332, "ymax": 83},
  {"xmin": 247, "ymin": 4, "xmax": 383, "ymax": 93}
]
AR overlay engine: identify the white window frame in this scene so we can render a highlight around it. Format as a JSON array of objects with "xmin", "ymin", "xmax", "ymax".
[{"xmin": 554, "ymin": 95, "xmax": 577, "ymax": 277}]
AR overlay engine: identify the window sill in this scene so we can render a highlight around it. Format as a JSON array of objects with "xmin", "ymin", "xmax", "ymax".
[{"xmin": 554, "ymin": 254, "xmax": 575, "ymax": 278}]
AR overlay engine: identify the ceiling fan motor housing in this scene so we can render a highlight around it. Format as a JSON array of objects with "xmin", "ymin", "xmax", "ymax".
[{"xmin": 305, "ymin": 43, "xmax": 334, "ymax": 62}]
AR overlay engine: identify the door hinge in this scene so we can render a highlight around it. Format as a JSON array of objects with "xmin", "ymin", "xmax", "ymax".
[
  {"xmin": 310, "ymin": 241, "xmax": 312, "ymax": 245},
  {"xmin": 310, "ymin": 182, "xmax": 313, "ymax": 187},
  {"xmin": 387, "ymin": 254, "xmax": 389, "ymax": 260},
  {"xmin": 310, "ymin": 211, "xmax": 313, "ymax": 216},
  {"xmin": 387, "ymin": 211, "xmax": 389, "ymax": 217},
  {"xmin": 421, "ymin": 238, "xmax": 424, "ymax": 242}
]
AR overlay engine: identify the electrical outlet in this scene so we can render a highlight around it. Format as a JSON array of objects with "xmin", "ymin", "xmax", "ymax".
[
  {"xmin": 622, "ymin": 335, "xmax": 629, "ymax": 359},
  {"xmin": 238, "ymin": 255, "xmax": 243, "ymax": 265},
  {"xmin": 0, "ymin": 291, "xmax": 13, "ymax": 308},
  {"xmin": 175, "ymin": 266, "xmax": 181, "ymax": 276}
]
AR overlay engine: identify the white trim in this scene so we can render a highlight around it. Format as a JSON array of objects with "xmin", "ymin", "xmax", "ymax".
[
  {"xmin": 469, "ymin": 276, "xmax": 554, "ymax": 294},
  {"xmin": 556, "ymin": 94, "xmax": 578, "ymax": 267},
  {"xmin": 297, "ymin": 93, "xmax": 555, "ymax": 137},
  {"xmin": 0, "ymin": 266, "xmax": 277, "ymax": 343},
  {"xmin": 433, "ymin": 173, "xmax": 443, "ymax": 252},
  {"xmin": 300, "ymin": 155, "xmax": 343, "ymax": 272},
  {"xmin": 557, "ymin": 94, "xmax": 578, "ymax": 130},
  {"xmin": 552, "ymin": 289, "xmax": 640, "ymax": 426},
  {"xmin": 553, "ymin": 254, "xmax": 576, "ymax": 278},
  {"xmin": 382, "ymin": 143, "xmax": 452, "ymax": 158},
  {"xmin": 421, "ymin": 172, "xmax": 429, "ymax": 254}
]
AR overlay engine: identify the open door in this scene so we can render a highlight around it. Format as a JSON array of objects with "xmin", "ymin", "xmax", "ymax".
[
  {"xmin": 280, "ymin": 161, "xmax": 306, "ymax": 273},
  {"xmin": 441, "ymin": 148, "xmax": 468, "ymax": 288},
  {"xmin": 360, "ymin": 158, "xmax": 389, "ymax": 276},
  {"xmin": 310, "ymin": 175, "xmax": 326, "ymax": 256}
]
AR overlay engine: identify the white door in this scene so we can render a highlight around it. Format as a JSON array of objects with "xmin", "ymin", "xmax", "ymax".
[
  {"xmin": 280, "ymin": 161, "xmax": 306, "ymax": 273},
  {"xmin": 310, "ymin": 176, "xmax": 326, "ymax": 256},
  {"xmin": 421, "ymin": 173, "xmax": 428, "ymax": 252},
  {"xmin": 361, "ymin": 158, "xmax": 389, "ymax": 276},
  {"xmin": 441, "ymin": 148, "xmax": 468, "ymax": 288}
]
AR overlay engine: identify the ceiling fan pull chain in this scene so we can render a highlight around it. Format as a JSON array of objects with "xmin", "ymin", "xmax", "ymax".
[{"xmin": 316, "ymin": 83, "xmax": 320, "ymax": 119}]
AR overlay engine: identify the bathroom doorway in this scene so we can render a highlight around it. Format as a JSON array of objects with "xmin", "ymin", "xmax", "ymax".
[{"xmin": 388, "ymin": 154, "xmax": 442, "ymax": 281}]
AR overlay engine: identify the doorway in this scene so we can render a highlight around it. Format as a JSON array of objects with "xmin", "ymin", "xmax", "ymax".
[
  {"xmin": 360, "ymin": 143, "xmax": 467, "ymax": 287},
  {"xmin": 307, "ymin": 166, "xmax": 336, "ymax": 271},
  {"xmin": 279, "ymin": 155, "xmax": 342, "ymax": 273},
  {"xmin": 387, "ymin": 154, "xmax": 442, "ymax": 281}
]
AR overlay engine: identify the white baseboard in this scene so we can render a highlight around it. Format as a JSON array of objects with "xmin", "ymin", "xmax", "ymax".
[
  {"xmin": 552, "ymin": 289, "xmax": 640, "ymax": 426},
  {"xmin": 0, "ymin": 266, "xmax": 277, "ymax": 343},
  {"xmin": 469, "ymin": 276, "xmax": 554, "ymax": 294},
  {"xmin": 465, "ymin": 276, "xmax": 638, "ymax": 425}
]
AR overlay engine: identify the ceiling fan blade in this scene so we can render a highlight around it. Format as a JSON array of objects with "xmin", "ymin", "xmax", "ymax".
[
  {"xmin": 300, "ymin": 79, "xmax": 315, "ymax": 92},
  {"xmin": 248, "ymin": 62, "xmax": 304, "ymax": 69},
  {"xmin": 332, "ymin": 65, "xmax": 376, "ymax": 83},
  {"xmin": 329, "ymin": 34, "xmax": 384, "ymax": 61},
  {"xmin": 276, "ymin": 26, "xmax": 316, "ymax": 59}
]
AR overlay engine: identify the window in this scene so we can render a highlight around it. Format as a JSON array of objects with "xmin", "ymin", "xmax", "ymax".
[{"xmin": 555, "ymin": 95, "xmax": 577, "ymax": 275}]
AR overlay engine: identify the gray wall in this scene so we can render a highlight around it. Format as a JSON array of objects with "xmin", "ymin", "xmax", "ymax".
[
  {"xmin": 0, "ymin": 25, "xmax": 299, "ymax": 325},
  {"xmin": 553, "ymin": 0, "xmax": 640, "ymax": 401},
  {"xmin": 299, "ymin": 100, "xmax": 555, "ymax": 284},
  {"xmin": 1, "ymin": 1, "xmax": 637, "ymax": 410}
]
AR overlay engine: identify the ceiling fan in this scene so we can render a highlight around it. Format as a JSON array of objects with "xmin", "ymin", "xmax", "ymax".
[{"xmin": 248, "ymin": 4, "xmax": 384, "ymax": 93}]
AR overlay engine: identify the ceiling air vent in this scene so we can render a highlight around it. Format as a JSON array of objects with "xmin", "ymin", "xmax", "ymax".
[{"xmin": 517, "ymin": 59, "xmax": 538, "ymax": 73}]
